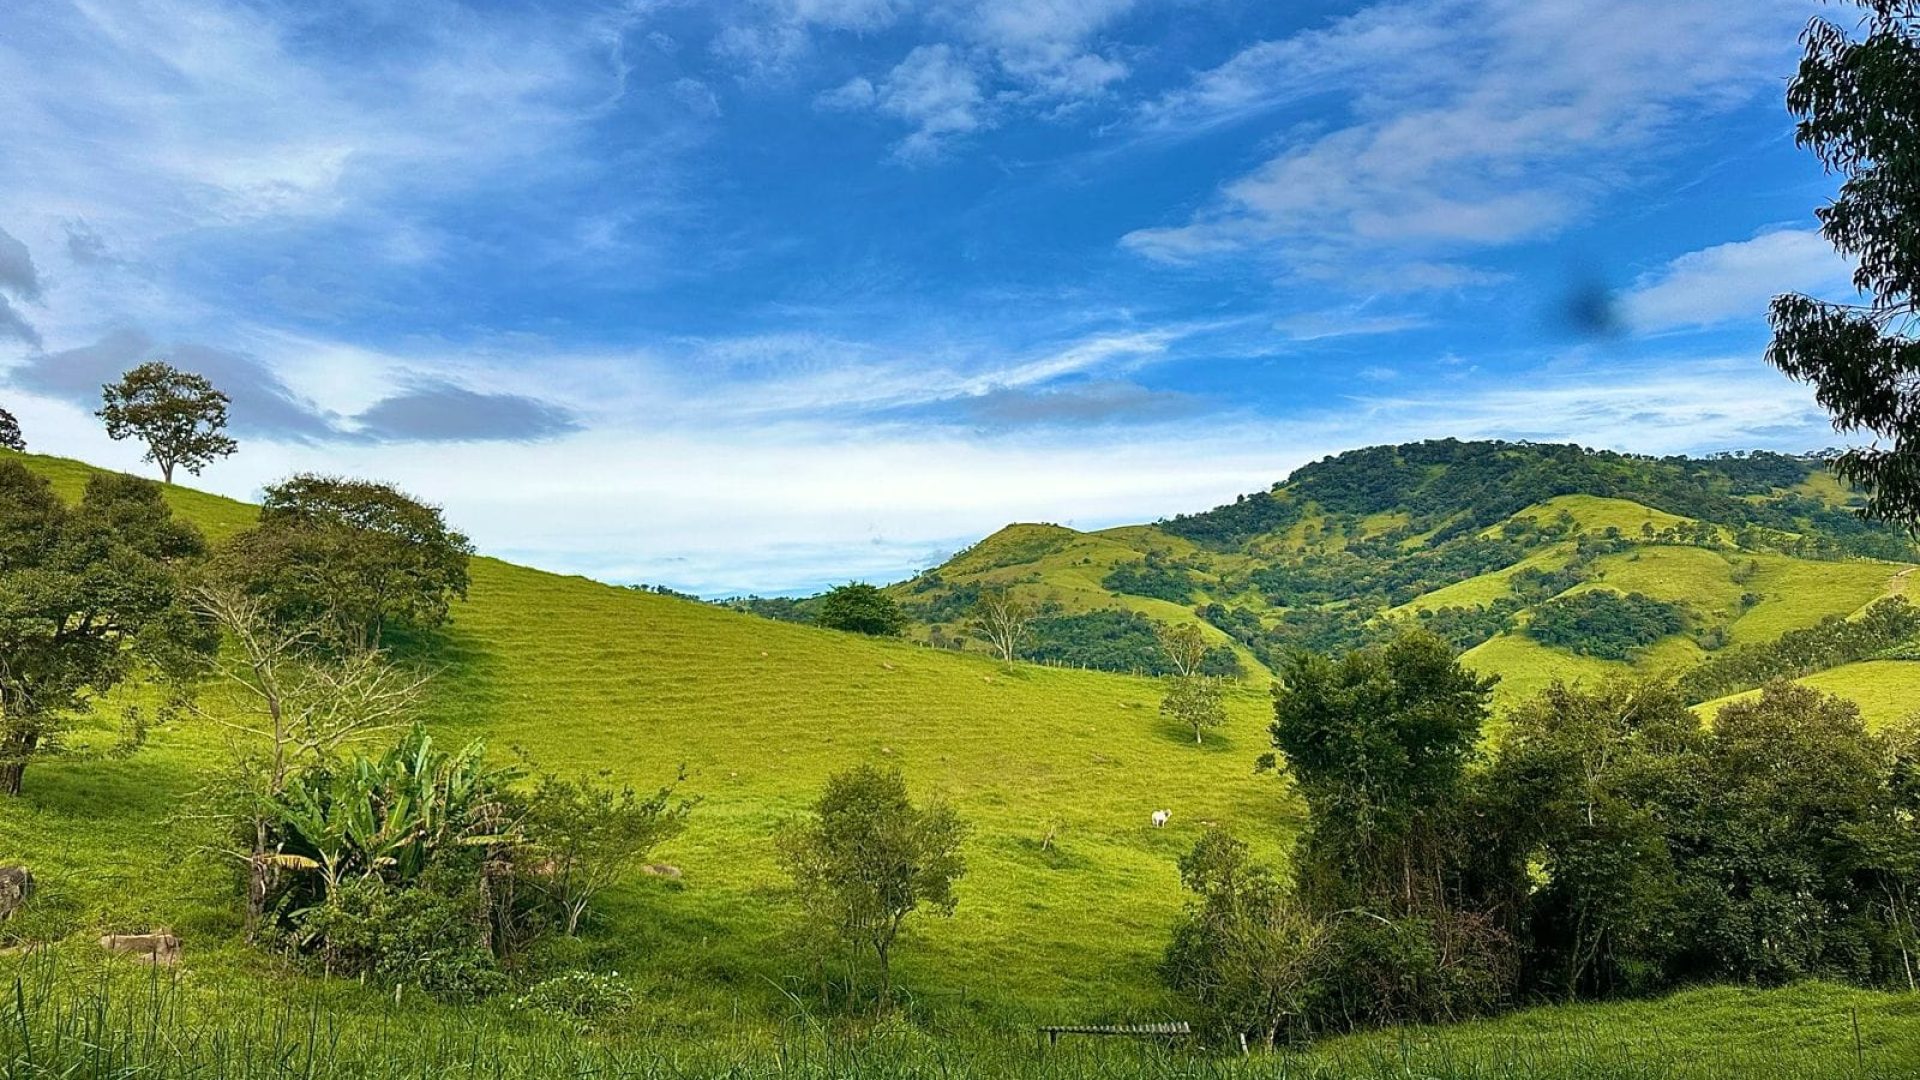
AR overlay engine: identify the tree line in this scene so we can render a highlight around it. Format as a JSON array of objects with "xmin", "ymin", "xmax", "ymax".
[{"xmin": 1167, "ymin": 631, "xmax": 1920, "ymax": 1048}]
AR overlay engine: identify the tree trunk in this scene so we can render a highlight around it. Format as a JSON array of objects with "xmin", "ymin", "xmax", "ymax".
[{"xmin": 0, "ymin": 727, "xmax": 37, "ymax": 796}]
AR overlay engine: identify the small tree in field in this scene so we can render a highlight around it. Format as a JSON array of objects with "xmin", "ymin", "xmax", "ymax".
[
  {"xmin": 815, "ymin": 583, "xmax": 907, "ymax": 636},
  {"xmin": 1164, "ymin": 828, "xmax": 1326, "ymax": 1049},
  {"xmin": 778, "ymin": 764, "xmax": 968, "ymax": 1008},
  {"xmin": 968, "ymin": 587, "xmax": 1032, "ymax": 662},
  {"xmin": 1162, "ymin": 673, "xmax": 1228, "ymax": 745},
  {"xmin": 99, "ymin": 362, "xmax": 237, "ymax": 484},
  {"xmin": 0, "ymin": 406, "xmax": 22, "ymax": 452},
  {"xmin": 523, "ymin": 766, "xmax": 695, "ymax": 935},
  {"xmin": 1158, "ymin": 622, "xmax": 1210, "ymax": 677}
]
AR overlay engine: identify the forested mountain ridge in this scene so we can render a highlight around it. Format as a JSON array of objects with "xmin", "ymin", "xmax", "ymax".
[{"xmin": 887, "ymin": 440, "xmax": 1920, "ymax": 710}]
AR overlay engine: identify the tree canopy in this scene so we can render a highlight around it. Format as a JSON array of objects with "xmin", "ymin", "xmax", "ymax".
[
  {"xmin": 814, "ymin": 583, "xmax": 907, "ymax": 636},
  {"xmin": 1769, "ymin": 0, "xmax": 1920, "ymax": 528},
  {"xmin": 0, "ymin": 463, "xmax": 211, "ymax": 794},
  {"xmin": 777, "ymin": 764, "xmax": 967, "ymax": 1008},
  {"xmin": 214, "ymin": 475, "xmax": 473, "ymax": 647},
  {"xmin": 0, "ymin": 405, "xmax": 22, "ymax": 452},
  {"xmin": 98, "ymin": 362, "xmax": 238, "ymax": 484}
]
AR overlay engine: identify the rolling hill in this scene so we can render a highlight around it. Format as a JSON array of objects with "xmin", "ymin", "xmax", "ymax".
[
  {"xmin": 4, "ymin": 441, "xmax": 1920, "ymax": 1063},
  {"xmin": 0, "ymin": 448, "xmax": 1291, "ymax": 1027},
  {"xmin": 888, "ymin": 439, "xmax": 1920, "ymax": 712}
]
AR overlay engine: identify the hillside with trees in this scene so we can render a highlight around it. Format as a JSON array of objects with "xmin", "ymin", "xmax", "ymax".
[{"xmin": 881, "ymin": 440, "xmax": 1920, "ymax": 706}]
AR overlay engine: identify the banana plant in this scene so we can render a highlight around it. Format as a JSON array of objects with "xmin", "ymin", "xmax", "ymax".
[{"xmin": 269, "ymin": 724, "xmax": 521, "ymax": 903}]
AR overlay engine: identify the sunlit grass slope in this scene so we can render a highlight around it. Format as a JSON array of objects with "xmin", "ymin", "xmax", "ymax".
[
  {"xmin": 1697, "ymin": 659, "xmax": 1920, "ymax": 729},
  {"xmin": 0, "ymin": 451, "xmax": 1291, "ymax": 1025}
]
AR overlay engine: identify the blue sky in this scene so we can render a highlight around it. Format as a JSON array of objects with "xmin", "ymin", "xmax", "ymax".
[{"xmin": 0, "ymin": 0, "xmax": 1866, "ymax": 594}]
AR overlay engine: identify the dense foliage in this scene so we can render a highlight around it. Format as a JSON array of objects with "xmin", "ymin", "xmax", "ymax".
[
  {"xmin": 1524, "ymin": 590, "xmax": 1689, "ymax": 660},
  {"xmin": 215, "ymin": 475, "xmax": 473, "ymax": 647},
  {"xmin": 1171, "ymin": 630, "xmax": 1920, "ymax": 1049},
  {"xmin": 1769, "ymin": 0, "xmax": 1920, "ymax": 528},
  {"xmin": 255, "ymin": 724, "xmax": 689, "ymax": 999},
  {"xmin": 1166, "ymin": 441, "xmax": 1913, "ymax": 559},
  {"xmin": 1102, "ymin": 552, "xmax": 1198, "ymax": 603},
  {"xmin": 0, "ymin": 463, "xmax": 211, "ymax": 794},
  {"xmin": 1677, "ymin": 597, "xmax": 1920, "ymax": 702},
  {"xmin": 0, "ymin": 406, "xmax": 21, "ymax": 452},
  {"xmin": 815, "ymin": 583, "xmax": 908, "ymax": 636},
  {"xmin": 1025, "ymin": 610, "xmax": 1238, "ymax": 676}
]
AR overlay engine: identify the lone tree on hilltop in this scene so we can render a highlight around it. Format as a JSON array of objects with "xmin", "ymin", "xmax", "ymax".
[
  {"xmin": 778, "ymin": 764, "xmax": 967, "ymax": 1009},
  {"xmin": 0, "ymin": 405, "xmax": 21, "ymax": 452},
  {"xmin": 815, "ymin": 582, "xmax": 908, "ymax": 636},
  {"xmin": 1768, "ymin": 0, "xmax": 1920, "ymax": 528},
  {"xmin": 99, "ymin": 362, "xmax": 237, "ymax": 484}
]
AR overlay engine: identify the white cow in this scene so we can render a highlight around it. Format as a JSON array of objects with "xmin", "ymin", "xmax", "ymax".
[{"xmin": 1150, "ymin": 809, "xmax": 1171, "ymax": 828}]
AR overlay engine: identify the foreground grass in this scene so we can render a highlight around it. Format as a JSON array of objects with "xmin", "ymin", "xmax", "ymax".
[{"xmin": 1, "ymin": 957, "xmax": 1915, "ymax": 1079}]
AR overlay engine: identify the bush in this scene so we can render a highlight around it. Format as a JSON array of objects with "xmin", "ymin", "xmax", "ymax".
[
  {"xmin": 292, "ymin": 878, "xmax": 507, "ymax": 1000},
  {"xmin": 511, "ymin": 971, "xmax": 635, "ymax": 1030},
  {"xmin": 815, "ymin": 583, "xmax": 907, "ymax": 636},
  {"xmin": 1163, "ymin": 829, "xmax": 1325, "ymax": 1048}
]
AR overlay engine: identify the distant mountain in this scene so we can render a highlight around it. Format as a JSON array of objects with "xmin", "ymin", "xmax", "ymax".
[{"xmin": 889, "ymin": 440, "xmax": 1920, "ymax": 712}]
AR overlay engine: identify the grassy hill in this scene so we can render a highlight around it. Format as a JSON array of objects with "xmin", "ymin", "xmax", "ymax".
[
  {"xmin": 0, "ymin": 449, "xmax": 1290, "ymax": 1028},
  {"xmin": 888, "ymin": 440, "xmax": 1920, "ymax": 710},
  {"xmin": 6, "ymin": 445, "xmax": 1920, "ymax": 1075}
]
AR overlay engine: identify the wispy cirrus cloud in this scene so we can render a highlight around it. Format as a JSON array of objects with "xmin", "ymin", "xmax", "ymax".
[
  {"xmin": 799, "ymin": 0, "xmax": 1138, "ymax": 158},
  {"xmin": 821, "ymin": 44, "xmax": 990, "ymax": 161},
  {"xmin": 1122, "ymin": 0, "xmax": 1810, "ymax": 287}
]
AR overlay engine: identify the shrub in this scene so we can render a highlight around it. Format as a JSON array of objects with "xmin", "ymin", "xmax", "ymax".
[
  {"xmin": 1163, "ymin": 829, "xmax": 1325, "ymax": 1048},
  {"xmin": 815, "ymin": 583, "xmax": 907, "ymax": 636},
  {"xmin": 778, "ymin": 765, "xmax": 968, "ymax": 1009},
  {"xmin": 511, "ymin": 971, "xmax": 635, "ymax": 1030},
  {"xmin": 292, "ymin": 878, "xmax": 507, "ymax": 1000}
]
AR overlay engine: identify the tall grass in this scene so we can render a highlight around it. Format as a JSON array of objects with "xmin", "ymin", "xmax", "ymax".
[{"xmin": 1, "ymin": 961, "xmax": 1912, "ymax": 1079}]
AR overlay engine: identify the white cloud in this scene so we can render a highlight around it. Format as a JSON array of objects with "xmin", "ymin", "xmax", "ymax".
[
  {"xmin": 873, "ymin": 45, "xmax": 990, "ymax": 161},
  {"xmin": 5, "ymin": 325, "xmax": 1837, "ymax": 596},
  {"xmin": 0, "ymin": 2, "xmax": 630, "ymax": 243},
  {"xmin": 713, "ymin": 0, "xmax": 907, "ymax": 75},
  {"xmin": 1123, "ymin": 0, "xmax": 1811, "ymax": 286},
  {"xmin": 1619, "ymin": 228, "xmax": 1855, "ymax": 334},
  {"xmin": 816, "ymin": 76, "xmax": 877, "ymax": 110},
  {"xmin": 1274, "ymin": 309, "xmax": 1429, "ymax": 342},
  {"xmin": 788, "ymin": 0, "xmax": 1136, "ymax": 157},
  {"xmin": 943, "ymin": 0, "xmax": 1135, "ymax": 101}
]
